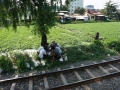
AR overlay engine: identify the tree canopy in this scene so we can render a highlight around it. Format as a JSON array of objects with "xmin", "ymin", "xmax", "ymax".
[
  {"xmin": 0, "ymin": 0, "xmax": 73, "ymax": 29},
  {"xmin": 74, "ymin": 7, "xmax": 85, "ymax": 15},
  {"xmin": 101, "ymin": 0, "xmax": 119, "ymax": 21},
  {"xmin": 0, "ymin": 0, "xmax": 74, "ymax": 45}
]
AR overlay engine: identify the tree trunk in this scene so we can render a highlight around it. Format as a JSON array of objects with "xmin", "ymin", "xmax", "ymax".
[
  {"xmin": 94, "ymin": 32, "xmax": 99, "ymax": 40},
  {"xmin": 41, "ymin": 33, "xmax": 47, "ymax": 46}
]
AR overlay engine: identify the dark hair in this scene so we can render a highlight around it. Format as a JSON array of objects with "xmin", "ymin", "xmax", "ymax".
[
  {"xmin": 51, "ymin": 44, "xmax": 55, "ymax": 49},
  {"xmin": 52, "ymin": 41, "xmax": 55, "ymax": 43}
]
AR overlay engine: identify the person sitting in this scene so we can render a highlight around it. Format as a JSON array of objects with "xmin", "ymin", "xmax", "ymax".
[
  {"xmin": 37, "ymin": 44, "xmax": 46, "ymax": 60},
  {"xmin": 52, "ymin": 41, "xmax": 60, "ymax": 48},
  {"xmin": 51, "ymin": 43, "xmax": 62, "ymax": 62},
  {"xmin": 44, "ymin": 43, "xmax": 51, "ymax": 56}
]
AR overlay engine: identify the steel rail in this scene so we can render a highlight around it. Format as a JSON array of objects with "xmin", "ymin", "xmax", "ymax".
[
  {"xmin": 47, "ymin": 71, "xmax": 120, "ymax": 90},
  {"xmin": 0, "ymin": 58, "xmax": 120, "ymax": 83}
]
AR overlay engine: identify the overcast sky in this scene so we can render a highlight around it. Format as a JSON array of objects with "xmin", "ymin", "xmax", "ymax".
[{"xmin": 62, "ymin": 0, "xmax": 120, "ymax": 9}]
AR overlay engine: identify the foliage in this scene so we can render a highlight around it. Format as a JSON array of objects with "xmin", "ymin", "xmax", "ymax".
[
  {"xmin": 11, "ymin": 52, "xmax": 34, "ymax": 73},
  {"xmin": 0, "ymin": 0, "xmax": 76, "ymax": 48},
  {"xmin": 102, "ymin": 0, "xmax": 119, "ymax": 21},
  {"xmin": 107, "ymin": 40, "xmax": 120, "ymax": 53},
  {"xmin": 16, "ymin": 59, "xmax": 27, "ymax": 73},
  {"xmin": 74, "ymin": 7, "xmax": 85, "ymax": 15},
  {"xmin": 0, "ymin": 22, "xmax": 120, "ymax": 72},
  {"xmin": 0, "ymin": 0, "xmax": 73, "ymax": 34},
  {"xmin": 0, "ymin": 55, "xmax": 13, "ymax": 73},
  {"xmin": 59, "ymin": 5, "xmax": 69, "ymax": 11},
  {"xmin": 92, "ymin": 40, "xmax": 104, "ymax": 47}
]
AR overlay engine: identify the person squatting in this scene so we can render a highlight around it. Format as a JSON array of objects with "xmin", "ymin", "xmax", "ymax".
[{"xmin": 37, "ymin": 41, "xmax": 67, "ymax": 65}]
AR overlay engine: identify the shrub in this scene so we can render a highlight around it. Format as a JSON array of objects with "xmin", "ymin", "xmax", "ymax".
[
  {"xmin": 0, "ymin": 55, "xmax": 13, "ymax": 73},
  {"xmin": 71, "ymin": 21, "xmax": 84, "ymax": 24},
  {"xmin": 11, "ymin": 52, "xmax": 34, "ymax": 72},
  {"xmin": 93, "ymin": 40, "xmax": 104, "ymax": 47},
  {"xmin": 107, "ymin": 41, "xmax": 120, "ymax": 53},
  {"xmin": 16, "ymin": 59, "xmax": 27, "ymax": 73}
]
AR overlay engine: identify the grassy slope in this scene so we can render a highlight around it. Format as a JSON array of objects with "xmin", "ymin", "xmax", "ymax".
[
  {"xmin": 0, "ymin": 22, "xmax": 120, "ymax": 62},
  {"xmin": 61, "ymin": 22, "xmax": 120, "ymax": 42}
]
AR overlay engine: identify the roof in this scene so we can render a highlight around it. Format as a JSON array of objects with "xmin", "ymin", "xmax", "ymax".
[
  {"xmin": 85, "ymin": 9, "xmax": 102, "ymax": 15},
  {"xmin": 58, "ymin": 13, "xmax": 64, "ymax": 15},
  {"xmin": 73, "ymin": 16, "xmax": 88, "ymax": 19},
  {"xmin": 72, "ymin": 14, "xmax": 80, "ymax": 16},
  {"xmin": 56, "ymin": 11, "xmax": 68, "ymax": 12},
  {"xmin": 96, "ymin": 15, "xmax": 105, "ymax": 16}
]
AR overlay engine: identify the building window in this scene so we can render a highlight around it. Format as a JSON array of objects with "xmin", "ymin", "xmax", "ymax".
[{"xmin": 91, "ymin": 16, "xmax": 94, "ymax": 19}]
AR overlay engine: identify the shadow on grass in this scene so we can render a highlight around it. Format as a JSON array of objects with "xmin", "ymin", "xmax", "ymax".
[
  {"xmin": 35, "ymin": 40, "xmax": 116, "ymax": 71},
  {"xmin": 0, "ymin": 40, "xmax": 117, "ymax": 74}
]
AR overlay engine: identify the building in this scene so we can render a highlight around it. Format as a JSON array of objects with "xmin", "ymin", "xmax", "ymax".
[
  {"xmin": 84, "ymin": 9, "xmax": 106, "ymax": 21},
  {"xmin": 69, "ymin": 0, "xmax": 83, "ymax": 14}
]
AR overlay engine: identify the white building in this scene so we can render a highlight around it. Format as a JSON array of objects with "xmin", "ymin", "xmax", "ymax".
[{"xmin": 69, "ymin": 0, "xmax": 84, "ymax": 14}]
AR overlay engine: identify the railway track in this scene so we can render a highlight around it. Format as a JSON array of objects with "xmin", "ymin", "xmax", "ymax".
[{"xmin": 0, "ymin": 58, "xmax": 120, "ymax": 90}]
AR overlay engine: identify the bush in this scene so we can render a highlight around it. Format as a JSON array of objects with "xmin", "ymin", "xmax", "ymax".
[
  {"xmin": 93, "ymin": 40, "xmax": 104, "ymax": 47},
  {"xmin": 71, "ymin": 21, "xmax": 84, "ymax": 24},
  {"xmin": 16, "ymin": 59, "xmax": 27, "ymax": 73},
  {"xmin": 11, "ymin": 52, "xmax": 34, "ymax": 73},
  {"xmin": 107, "ymin": 41, "xmax": 120, "ymax": 53},
  {"xmin": 0, "ymin": 55, "xmax": 14, "ymax": 73}
]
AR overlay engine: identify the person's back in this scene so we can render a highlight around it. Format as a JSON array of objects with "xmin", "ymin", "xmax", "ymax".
[
  {"xmin": 39, "ymin": 49, "xmax": 46, "ymax": 59},
  {"xmin": 54, "ymin": 46, "xmax": 62, "ymax": 58},
  {"xmin": 37, "ymin": 46, "xmax": 44, "ymax": 54},
  {"xmin": 37, "ymin": 46, "xmax": 46, "ymax": 59}
]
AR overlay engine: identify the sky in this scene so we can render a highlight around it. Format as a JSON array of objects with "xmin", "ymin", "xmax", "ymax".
[
  {"xmin": 62, "ymin": 0, "xmax": 120, "ymax": 9},
  {"xmin": 84, "ymin": 0, "xmax": 120, "ymax": 9}
]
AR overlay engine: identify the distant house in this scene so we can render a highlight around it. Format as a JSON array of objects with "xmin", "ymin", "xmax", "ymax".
[
  {"xmin": 56, "ymin": 11, "xmax": 69, "ymax": 15},
  {"xmin": 71, "ymin": 14, "xmax": 88, "ymax": 21},
  {"xmin": 84, "ymin": 9, "xmax": 106, "ymax": 21}
]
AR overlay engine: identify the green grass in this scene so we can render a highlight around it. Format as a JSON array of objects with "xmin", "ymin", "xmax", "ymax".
[
  {"xmin": 61, "ymin": 22, "xmax": 120, "ymax": 42},
  {"xmin": 0, "ymin": 22, "xmax": 120, "ymax": 72}
]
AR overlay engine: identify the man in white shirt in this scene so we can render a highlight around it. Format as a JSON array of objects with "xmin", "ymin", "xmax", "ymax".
[
  {"xmin": 37, "ymin": 46, "xmax": 46, "ymax": 59},
  {"xmin": 37, "ymin": 46, "xmax": 46, "ymax": 66}
]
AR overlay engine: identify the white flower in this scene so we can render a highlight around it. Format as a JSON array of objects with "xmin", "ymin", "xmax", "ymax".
[
  {"xmin": 108, "ymin": 54, "xmax": 110, "ymax": 56},
  {"xmin": 26, "ymin": 63, "xmax": 30, "ymax": 68},
  {"xmin": 78, "ymin": 48, "xmax": 81, "ymax": 51},
  {"xmin": 59, "ymin": 57, "xmax": 63, "ymax": 62},
  {"xmin": 31, "ymin": 67, "xmax": 33, "ymax": 69},
  {"xmin": 41, "ymin": 60, "xmax": 45, "ymax": 66},
  {"xmin": 92, "ymin": 54, "xmax": 94, "ymax": 56}
]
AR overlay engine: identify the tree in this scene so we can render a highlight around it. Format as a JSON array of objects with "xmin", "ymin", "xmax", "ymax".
[
  {"xmin": 0, "ymin": 0, "xmax": 73, "ymax": 47},
  {"xmin": 74, "ymin": 7, "xmax": 85, "ymax": 15},
  {"xmin": 102, "ymin": 0, "xmax": 119, "ymax": 20},
  {"xmin": 59, "ymin": 5, "xmax": 69, "ymax": 11}
]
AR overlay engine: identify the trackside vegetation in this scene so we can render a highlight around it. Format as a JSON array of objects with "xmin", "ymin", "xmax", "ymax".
[{"xmin": 0, "ymin": 22, "xmax": 120, "ymax": 73}]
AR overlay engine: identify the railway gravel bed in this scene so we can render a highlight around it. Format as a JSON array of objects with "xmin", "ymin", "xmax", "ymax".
[
  {"xmin": 15, "ymin": 80, "xmax": 28, "ymax": 90},
  {"xmin": 47, "ymin": 75, "xmax": 63, "ymax": 88},
  {"xmin": 87, "ymin": 67, "xmax": 105, "ymax": 77},
  {"xmin": 33, "ymin": 78, "xmax": 45, "ymax": 90},
  {"xmin": 0, "ymin": 55, "xmax": 120, "ymax": 90},
  {"xmin": 77, "ymin": 70, "xmax": 91, "ymax": 80},
  {"xmin": 63, "ymin": 72, "xmax": 78, "ymax": 83},
  {"xmin": 0, "ymin": 82, "xmax": 12, "ymax": 90}
]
